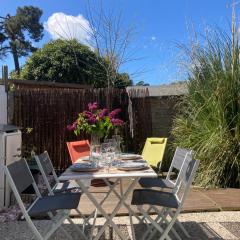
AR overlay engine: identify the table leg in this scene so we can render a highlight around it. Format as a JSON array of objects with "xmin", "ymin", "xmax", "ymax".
[
  {"xmin": 76, "ymin": 179, "xmax": 128, "ymax": 240},
  {"xmin": 81, "ymin": 178, "xmax": 121, "ymax": 224},
  {"xmin": 94, "ymin": 177, "xmax": 139, "ymax": 240},
  {"xmin": 103, "ymin": 178, "xmax": 142, "ymax": 221}
]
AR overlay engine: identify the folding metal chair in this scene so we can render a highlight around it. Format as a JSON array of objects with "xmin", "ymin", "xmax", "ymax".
[
  {"xmin": 4, "ymin": 158, "xmax": 87, "ymax": 240},
  {"xmin": 139, "ymin": 147, "xmax": 193, "ymax": 189},
  {"xmin": 35, "ymin": 151, "xmax": 82, "ymax": 194},
  {"xmin": 131, "ymin": 154, "xmax": 199, "ymax": 240},
  {"xmin": 138, "ymin": 147, "xmax": 193, "ymax": 237},
  {"xmin": 35, "ymin": 151, "xmax": 90, "ymax": 229}
]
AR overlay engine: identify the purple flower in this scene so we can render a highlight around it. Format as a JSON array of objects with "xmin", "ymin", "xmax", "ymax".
[
  {"xmin": 83, "ymin": 111, "xmax": 93, "ymax": 118},
  {"xmin": 110, "ymin": 118, "xmax": 124, "ymax": 126},
  {"xmin": 87, "ymin": 115, "xmax": 97, "ymax": 124},
  {"xmin": 67, "ymin": 121, "xmax": 77, "ymax": 131},
  {"xmin": 109, "ymin": 108, "xmax": 121, "ymax": 119},
  {"xmin": 99, "ymin": 108, "xmax": 108, "ymax": 119},
  {"xmin": 88, "ymin": 102, "xmax": 98, "ymax": 111}
]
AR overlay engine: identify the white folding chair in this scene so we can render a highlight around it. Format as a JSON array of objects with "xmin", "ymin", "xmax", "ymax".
[
  {"xmin": 139, "ymin": 147, "xmax": 193, "ymax": 189},
  {"xmin": 35, "ymin": 151, "xmax": 90, "ymax": 230},
  {"xmin": 131, "ymin": 154, "xmax": 199, "ymax": 240},
  {"xmin": 4, "ymin": 158, "xmax": 87, "ymax": 240},
  {"xmin": 138, "ymin": 147, "xmax": 193, "ymax": 237},
  {"xmin": 34, "ymin": 151, "xmax": 82, "ymax": 194}
]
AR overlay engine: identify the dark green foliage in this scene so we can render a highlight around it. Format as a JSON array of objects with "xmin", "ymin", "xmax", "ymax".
[
  {"xmin": 20, "ymin": 39, "xmax": 132, "ymax": 88},
  {"xmin": 0, "ymin": 6, "xmax": 43, "ymax": 73},
  {"xmin": 172, "ymin": 29, "xmax": 240, "ymax": 188},
  {"xmin": 136, "ymin": 80, "xmax": 150, "ymax": 86}
]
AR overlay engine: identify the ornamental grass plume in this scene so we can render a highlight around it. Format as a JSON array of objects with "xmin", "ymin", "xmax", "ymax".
[{"xmin": 172, "ymin": 27, "xmax": 240, "ymax": 188}]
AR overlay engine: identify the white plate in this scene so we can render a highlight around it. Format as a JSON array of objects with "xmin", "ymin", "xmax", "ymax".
[
  {"xmin": 120, "ymin": 154, "xmax": 142, "ymax": 160},
  {"xmin": 70, "ymin": 163, "xmax": 101, "ymax": 172},
  {"xmin": 117, "ymin": 162, "xmax": 148, "ymax": 171}
]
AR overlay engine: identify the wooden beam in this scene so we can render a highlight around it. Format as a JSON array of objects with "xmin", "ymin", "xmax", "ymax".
[
  {"xmin": 9, "ymin": 79, "xmax": 92, "ymax": 89},
  {"xmin": 2, "ymin": 65, "xmax": 8, "ymax": 92}
]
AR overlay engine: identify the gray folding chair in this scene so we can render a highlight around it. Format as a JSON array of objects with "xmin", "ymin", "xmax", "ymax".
[
  {"xmin": 131, "ymin": 154, "xmax": 199, "ymax": 240},
  {"xmin": 34, "ymin": 151, "xmax": 80, "ymax": 194},
  {"xmin": 4, "ymin": 158, "xmax": 87, "ymax": 240},
  {"xmin": 139, "ymin": 147, "xmax": 193, "ymax": 189},
  {"xmin": 35, "ymin": 151, "xmax": 90, "ymax": 230},
  {"xmin": 138, "ymin": 147, "xmax": 193, "ymax": 237}
]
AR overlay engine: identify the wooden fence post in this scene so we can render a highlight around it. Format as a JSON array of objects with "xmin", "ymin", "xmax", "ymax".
[{"xmin": 2, "ymin": 65, "xmax": 8, "ymax": 92}]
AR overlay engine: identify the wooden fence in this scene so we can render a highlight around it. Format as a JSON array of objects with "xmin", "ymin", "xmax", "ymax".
[{"xmin": 10, "ymin": 84, "xmax": 152, "ymax": 170}]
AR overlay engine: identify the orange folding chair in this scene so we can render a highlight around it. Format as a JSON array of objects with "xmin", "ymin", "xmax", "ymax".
[{"xmin": 66, "ymin": 140, "xmax": 90, "ymax": 163}]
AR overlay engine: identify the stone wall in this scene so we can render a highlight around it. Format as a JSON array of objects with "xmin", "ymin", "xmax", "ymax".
[
  {"xmin": 148, "ymin": 96, "xmax": 183, "ymax": 168},
  {"xmin": 149, "ymin": 96, "xmax": 182, "ymax": 137}
]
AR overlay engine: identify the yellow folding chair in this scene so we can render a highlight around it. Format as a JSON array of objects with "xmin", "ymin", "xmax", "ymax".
[{"xmin": 142, "ymin": 138, "xmax": 168, "ymax": 169}]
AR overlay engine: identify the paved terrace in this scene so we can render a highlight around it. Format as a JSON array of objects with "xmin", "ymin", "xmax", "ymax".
[{"xmin": 0, "ymin": 179, "xmax": 240, "ymax": 239}]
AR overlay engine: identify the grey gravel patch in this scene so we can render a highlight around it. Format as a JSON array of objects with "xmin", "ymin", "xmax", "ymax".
[
  {"xmin": 0, "ymin": 213, "xmax": 239, "ymax": 240},
  {"xmin": 220, "ymin": 222, "xmax": 240, "ymax": 239},
  {"xmin": 0, "ymin": 220, "xmax": 131, "ymax": 240},
  {"xmin": 177, "ymin": 222, "xmax": 223, "ymax": 240}
]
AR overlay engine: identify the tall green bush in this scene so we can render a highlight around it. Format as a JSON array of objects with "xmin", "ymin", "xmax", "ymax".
[
  {"xmin": 172, "ymin": 29, "xmax": 240, "ymax": 188},
  {"xmin": 19, "ymin": 39, "xmax": 132, "ymax": 88}
]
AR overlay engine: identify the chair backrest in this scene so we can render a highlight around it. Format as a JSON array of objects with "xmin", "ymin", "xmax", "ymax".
[
  {"xmin": 141, "ymin": 138, "xmax": 167, "ymax": 168},
  {"xmin": 5, "ymin": 158, "xmax": 35, "ymax": 194},
  {"xmin": 35, "ymin": 151, "xmax": 58, "ymax": 194},
  {"xmin": 174, "ymin": 154, "xmax": 199, "ymax": 206},
  {"xmin": 4, "ymin": 159, "xmax": 41, "ymax": 218},
  {"xmin": 166, "ymin": 147, "xmax": 193, "ymax": 182},
  {"xmin": 66, "ymin": 140, "xmax": 90, "ymax": 163}
]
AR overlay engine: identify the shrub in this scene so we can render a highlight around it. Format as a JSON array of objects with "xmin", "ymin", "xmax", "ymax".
[{"xmin": 172, "ymin": 29, "xmax": 240, "ymax": 188}]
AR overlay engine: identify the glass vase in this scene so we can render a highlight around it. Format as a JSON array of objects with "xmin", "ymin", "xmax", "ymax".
[{"xmin": 91, "ymin": 133, "xmax": 100, "ymax": 146}]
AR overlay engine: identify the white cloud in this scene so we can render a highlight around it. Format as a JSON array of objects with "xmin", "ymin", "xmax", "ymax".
[
  {"xmin": 44, "ymin": 12, "xmax": 93, "ymax": 47},
  {"xmin": 151, "ymin": 36, "xmax": 156, "ymax": 41}
]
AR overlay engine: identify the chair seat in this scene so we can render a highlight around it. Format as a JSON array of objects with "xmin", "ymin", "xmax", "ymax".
[
  {"xmin": 54, "ymin": 180, "xmax": 80, "ymax": 193},
  {"xmin": 139, "ymin": 177, "xmax": 174, "ymax": 189},
  {"xmin": 131, "ymin": 189, "xmax": 179, "ymax": 209},
  {"xmin": 28, "ymin": 192, "xmax": 81, "ymax": 216}
]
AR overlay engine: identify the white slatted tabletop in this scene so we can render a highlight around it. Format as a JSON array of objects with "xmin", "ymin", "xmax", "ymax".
[{"xmin": 58, "ymin": 165, "xmax": 157, "ymax": 180}]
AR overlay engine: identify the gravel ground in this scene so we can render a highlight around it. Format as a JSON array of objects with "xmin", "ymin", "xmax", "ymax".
[{"xmin": 0, "ymin": 211, "xmax": 239, "ymax": 240}]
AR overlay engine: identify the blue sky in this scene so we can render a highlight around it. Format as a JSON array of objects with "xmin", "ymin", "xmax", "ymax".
[{"xmin": 0, "ymin": 0, "xmax": 234, "ymax": 85}]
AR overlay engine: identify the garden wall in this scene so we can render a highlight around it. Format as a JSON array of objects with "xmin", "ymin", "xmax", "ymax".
[{"xmin": 149, "ymin": 96, "xmax": 182, "ymax": 137}]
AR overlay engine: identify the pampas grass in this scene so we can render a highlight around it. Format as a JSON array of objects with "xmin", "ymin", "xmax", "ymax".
[{"xmin": 172, "ymin": 24, "xmax": 240, "ymax": 187}]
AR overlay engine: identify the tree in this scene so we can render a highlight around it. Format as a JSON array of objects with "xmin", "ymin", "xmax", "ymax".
[
  {"xmin": 83, "ymin": 1, "xmax": 139, "ymax": 88},
  {"xmin": 115, "ymin": 73, "xmax": 133, "ymax": 88},
  {"xmin": 135, "ymin": 80, "xmax": 150, "ymax": 86},
  {"xmin": 20, "ymin": 39, "xmax": 132, "ymax": 88},
  {"xmin": 0, "ymin": 6, "xmax": 43, "ymax": 74}
]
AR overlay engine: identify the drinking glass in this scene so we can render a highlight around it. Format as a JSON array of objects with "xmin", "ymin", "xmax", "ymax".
[
  {"xmin": 100, "ymin": 143, "xmax": 109, "ymax": 167},
  {"xmin": 90, "ymin": 144, "xmax": 101, "ymax": 167},
  {"xmin": 100, "ymin": 142, "xmax": 114, "ymax": 171},
  {"xmin": 112, "ymin": 135, "xmax": 122, "ymax": 159}
]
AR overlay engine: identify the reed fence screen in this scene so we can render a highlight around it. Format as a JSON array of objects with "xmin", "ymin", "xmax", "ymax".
[{"xmin": 11, "ymin": 84, "xmax": 152, "ymax": 170}]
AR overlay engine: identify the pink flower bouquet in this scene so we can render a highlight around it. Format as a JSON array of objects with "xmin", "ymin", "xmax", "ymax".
[{"xmin": 67, "ymin": 102, "xmax": 124, "ymax": 138}]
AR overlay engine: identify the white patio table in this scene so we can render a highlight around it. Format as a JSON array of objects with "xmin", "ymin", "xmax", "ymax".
[{"xmin": 58, "ymin": 162, "xmax": 157, "ymax": 240}]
